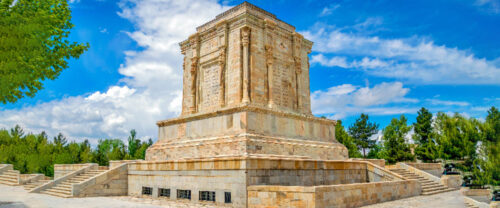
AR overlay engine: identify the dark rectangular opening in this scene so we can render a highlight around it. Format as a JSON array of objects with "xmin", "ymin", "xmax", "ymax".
[
  {"xmin": 159, "ymin": 188, "xmax": 170, "ymax": 197},
  {"xmin": 142, "ymin": 187, "xmax": 152, "ymax": 195},
  {"xmin": 199, "ymin": 191, "xmax": 216, "ymax": 202},
  {"xmin": 225, "ymin": 192, "xmax": 232, "ymax": 203},
  {"xmin": 177, "ymin": 189, "xmax": 191, "ymax": 200}
]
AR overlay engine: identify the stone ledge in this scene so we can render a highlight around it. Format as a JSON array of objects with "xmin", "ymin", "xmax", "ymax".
[
  {"xmin": 130, "ymin": 157, "xmax": 375, "ymax": 171},
  {"xmin": 156, "ymin": 106, "xmax": 335, "ymax": 127}
]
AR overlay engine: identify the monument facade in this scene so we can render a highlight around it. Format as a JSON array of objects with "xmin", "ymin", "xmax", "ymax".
[{"xmin": 145, "ymin": 2, "xmax": 348, "ymax": 162}]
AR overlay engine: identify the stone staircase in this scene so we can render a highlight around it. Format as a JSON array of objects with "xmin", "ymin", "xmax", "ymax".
[
  {"xmin": 23, "ymin": 179, "xmax": 52, "ymax": 191},
  {"xmin": 389, "ymin": 169, "xmax": 455, "ymax": 195},
  {"xmin": 0, "ymin": 170, "xmax": 19, "ymax": 185},
  {"xmin": 464, "ymin": 201, "xmax": 480, "ymax": 208},
  {"xmin": 40, "ymin": 169, "xmax": 108, "ymax": 197}
]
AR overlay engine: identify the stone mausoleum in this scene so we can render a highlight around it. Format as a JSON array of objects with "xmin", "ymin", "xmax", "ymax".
[
  {"xmin": 126, "ymin": 2, "xmax": 419, "ymax": 207},
  {"xmin": 1, "ymin": 2, "xmax": 462, "ymax": 208}
]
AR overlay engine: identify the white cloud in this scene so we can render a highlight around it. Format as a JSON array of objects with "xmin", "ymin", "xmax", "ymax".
[
  {"xmin": 0, "ymin": 0, "xmax": 228, "ymax": 142},
  {"xmin": 312, "ymin": 82, "xmax": 418, "ymax": 119},
  {"xmin": 475, "ymin": 0, "xmax": 500, "ymax": 14},
  {"xmin": 303, "ymin": 28, "xmax": 500, "ymax": 85},
  {"xmin": 320, "ymin": 4, "xmax": 340, "ymax": 16},
  {"xmin": 426, "ymin": 99, "xmax": 470, "ymax": 107}
]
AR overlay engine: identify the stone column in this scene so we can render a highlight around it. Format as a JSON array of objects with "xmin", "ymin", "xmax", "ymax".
[
  {"xmin": 219, "ymin": 46, "xmax": 226, "ymax": 107},
  {"xmin": 294, "ymin": 57, "xmax": 302, "ymax": 111},
  {"xmin": 189, "ymin": 57, "xmax": 198, "ymax": 113},
  {"xmin": 265, "ymin": 45, "xmax": 274, "ymax": 108},
  {"xmin": 188, "ymin": 35, "xmax": 199, "ymax": 114},
  {"xmin": 241, "ymin": 26, "xmax": 251, "ymax": 104}
]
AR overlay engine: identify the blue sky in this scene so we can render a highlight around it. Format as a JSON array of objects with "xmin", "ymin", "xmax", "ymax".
[{"xmin": 0, "ymin": 0, "xmax": 499, "ymax": 143}]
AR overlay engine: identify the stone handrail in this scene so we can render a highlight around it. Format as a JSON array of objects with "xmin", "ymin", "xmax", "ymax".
[
  {"xmin": 19, "ymin": 174, "xmax": 45, "ymax": 185},
  {"xmin": 464, "ymin": 196, "xmax": 490, "ymax": 208},
  {"xmin": 30, "ymin": 163, "xmax": 97, "ymax": 193},
  {"xmin": 0, "ymin": 164, "xmax": 13, "ymax": 175},
  {"xmin": 72, "ymin": 163, "xmax": 128, "ymax": 196},
  {"xmin": 399, "ymin": 162, "xmax": 441, "ymax": 184},
  {"xmin": 365, "ymin": 161, "xmax": 405, "ymax": 181}
]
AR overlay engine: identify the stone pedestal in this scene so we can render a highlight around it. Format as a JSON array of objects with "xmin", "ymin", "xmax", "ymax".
[
  {"xmin": 440, "ymin": 175, "xmax": 462, "ymax": 189},
  {"xmin": 146, "ymin": 106, "xmax": 347, "ymax": 161}
]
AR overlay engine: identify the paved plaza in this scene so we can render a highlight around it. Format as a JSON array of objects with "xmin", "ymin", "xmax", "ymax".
[{"xmin": 0, "ymin": 184, "xmax": 468, "ymax": 208}]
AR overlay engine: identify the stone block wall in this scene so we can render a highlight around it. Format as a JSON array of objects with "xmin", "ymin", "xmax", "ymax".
[
  {"xmin": 247, "ymin": 169, "xmax": 367, "ymax": 186},
  {"xmin": 128, "ymin": 170, "xmax": 246, "ymax": 207},
  {"xmin": 247, "ymin": 180, "xmax": 421, "ymax": 208},
  {"xmin": 148, "ymin": 108, "xmax": 348, "ymax": 161},
  {"xmin": 127, "ymin": 157, "xmax": 405, "ymax": 207},
  {"xmin": 74, "ymin": 164, "xmax": 128, "ymax": 197}
]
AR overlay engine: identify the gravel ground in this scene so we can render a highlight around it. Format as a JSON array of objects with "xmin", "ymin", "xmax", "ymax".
[
  {"xmin": 361, "ymin": 190, "xmax": 467, "ymax": 208},
  {"xmin": 0, "ymin": 184, "xmax": 468, "ymax": 208}
]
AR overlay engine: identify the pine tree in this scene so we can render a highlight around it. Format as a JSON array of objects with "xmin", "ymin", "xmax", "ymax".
[
  {"xmin": 348, "ymin": 114, "xmax": 379, "ymax": 158},
  {"xmin": 381, "ymin": 115, "xmax": 414, "ymax": 164},
  {"xmin": 413, "ymin": 107, "xmax": 438, "ymax": 162},
  {"xmin": 335, "ymin": 120, "xmax": 362, "ymax": 158}
]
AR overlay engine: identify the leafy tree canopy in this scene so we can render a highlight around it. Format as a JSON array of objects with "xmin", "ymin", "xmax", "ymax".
[{"xmin": 0, "ymin": 0, "xmax": 89, "ymax": 103}]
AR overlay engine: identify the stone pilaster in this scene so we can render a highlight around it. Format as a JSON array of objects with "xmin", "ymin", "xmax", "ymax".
[{"xmin": 241, "ymin": 26, "xmax": 251, "ymax": 104}]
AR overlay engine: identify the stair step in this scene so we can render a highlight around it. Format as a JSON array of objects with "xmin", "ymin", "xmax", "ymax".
[
  {"xmin": 41, "ymin": 190, "xmax": 72, "ymax": 198},
  {"xmin": 44, "ymin": 188, "xmax": 71, "ymax": 195},
  {"xmin": 423, "ymin": 186, "xmax": 447, "ymax": 192},
  {"xmin": 52, "ymin": 186, "xmax": 72, "ymax": 192},
  {"xmin": 421, "ymin": 188, "xmax": 454, "ymax": 195},
  {"xmin": 0, "ymin": 175, "xmax": 18, "ymax": 179}
]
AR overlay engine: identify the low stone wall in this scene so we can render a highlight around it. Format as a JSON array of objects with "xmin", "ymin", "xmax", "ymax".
[
  {"xmin": 461, "ymin": 187, "xmax": 491, "ymax": 197},
  {"xmin": 406, "ymin": 162, "xmax": 442, "ymax": 177},
  {"xmin": 441, "ymin": 175, "xmax": 462, "ymax": 189},
  {"xmin": 247, "ymin": 180, "xmax": 421, "ymax": 208},
  {"xmin": 0, "ymin": 164, "xmax": 13, "ymax": 175},
  {"xmin": 54, "ymin": 164, "xmax": 94, "ymax": 179},
  {"xmin": 74, "ymin": 163, "xmax": 128, "ymax": 197}
]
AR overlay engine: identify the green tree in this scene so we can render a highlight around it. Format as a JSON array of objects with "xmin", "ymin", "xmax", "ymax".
[
  {"xmin": 434, "ymin": 112, "xmax": 481, "ymax": 162},
  {"xmin": 475, "ymin": 107, "xmax": 500, "ymax": 185},
  {"xmin": 335, "ymin": 120, "xmax": 362, "ymax": 158},
  {"xmin": 413, "ymin": 108, "xmax": 438, "ymax": 162},
  {"xmin": 0, "ymin": 0, "xmax": 89, "ymax": 103},
  {"xmin": 367, "ymin": 142, "xmax": 384, "ymax": 159},
  {"xmin": 348, "ymin": 114, "xmax": 379, "ymax": 157},
  {"xmin": 381, "ymin": 115, "xmax": 414, "ymax": 164},
  {"xmin": 127, "ymin": 129, "xmax": 140, "ymax": 158}
]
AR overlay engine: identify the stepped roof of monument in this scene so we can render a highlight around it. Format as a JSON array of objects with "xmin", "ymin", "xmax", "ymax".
[{"xmin": 196, "ymin": 1, "xmax": 295, "ymax": 32}]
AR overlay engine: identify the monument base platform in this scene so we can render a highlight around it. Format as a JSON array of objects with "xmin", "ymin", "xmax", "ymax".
[
  {"xmin": 146, "ymin": 106, "xmax": 348, "ymax": 161},
  {"xmin": 127, "ymin": 156, "xmax": 418, "ymax": 207}
]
